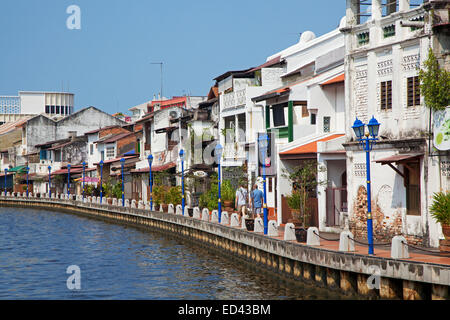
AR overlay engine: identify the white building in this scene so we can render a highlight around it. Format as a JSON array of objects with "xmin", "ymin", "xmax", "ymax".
[
  {"xmin": 251, "ymin": 22, "xmax": 346, "ymax": 228},
  {"xmin": 0, "ymin": 91, "xmax": 75, "ymax": 124},
  {"xmin": 342, "ymin": 0, "xmax": 445, "ymax": 247}
]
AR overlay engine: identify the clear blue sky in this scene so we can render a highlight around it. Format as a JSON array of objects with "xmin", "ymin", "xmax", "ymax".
[{"xmin": 0, "ymin": 0, "xmax": 346, "ymax": 115}]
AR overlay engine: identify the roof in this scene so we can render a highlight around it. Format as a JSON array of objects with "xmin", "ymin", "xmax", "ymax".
[
  {"xmin": 320, "ymin": 73, "xmax": 345, "ymax": 86},
  {"xmin": 375, "ymin": 153, "xmax": 423, "ymax": 164},
  {"xmin": 94, "ymin": 155, "xmax": 139, "ymax": 165},
  {"xmin": 131, "ymin": 161, "xmax": 177, "ymax": 173},
  {"xmin": 84, "ymin": 125, "xmax": 121, "ymax": 135},
  {"xmin": 151, "ymin": 97, "xmax": 187, "ymax": 108},
  {"xmin": 35, "ymin": 138, "xmax": 70, "ymax": 148},
  {"xmin": 7, "ymin": 165, "xmax": 27, "ymax": 173},
  {"xmin": 249, "ymin": 56, "xmax": 283, "ymax": 73},
  {"xmin": 280, "ymin": 134, "xmax": 345, "ymax": 157},
  {"xmin": 213, "ymin": 68, "xmax": 254, "ymax": 82},
  {"xmin": 0, "ymin": 117, "xmax": 32, "ymax": 135},
  {"xmin": 96, "ymin": 131, "xmax": 134, "ymax": 144}
]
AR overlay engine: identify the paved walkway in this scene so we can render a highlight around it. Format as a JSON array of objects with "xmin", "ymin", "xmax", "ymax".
[{"xmin": 228, "ymin": 222, "xmax": 450, "ymax": 266}]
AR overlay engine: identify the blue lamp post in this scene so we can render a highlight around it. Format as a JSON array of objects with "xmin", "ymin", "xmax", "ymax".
[
  {"xmin": 352, "ymin": 116, "xmax": 381, "ymax": 255},
  {"xmin": 215, "ymin": 144, "xmax": 223, "ymax": 223},
  {"xmin": 120, "ymin": 158, "xmax": 125, "ymax": 206},
  {"xmin": 99, "ymin": 160, "xmax": 104, "ymax": 204},
  {"xmin": 4, "ymin": 168, "xmax": 7, "ymax": 195},
  {"xmin": 147, "ymin": 154, "xmax": 153, "ymax": 210},
  {"xmin": 26, "ymin": 167, "xmax": 29, "ymax": 197},
  {"xmin": 258, "ymin": 134, "xmax": 270, "ymax": 235},
  {"xmin": 48, "ymin": 166, "xmax": 52, "ymax": 197},
  {"xmin": 179, "ymin": 149, "xmax": 185, "ymax": 216},
  {"xmin": 67, "ymin": 164, "xmax": 71, "ymax": 197},
  {"xmin": 82, "ymin": 162, "xmax": 86, "ymax": 201}
]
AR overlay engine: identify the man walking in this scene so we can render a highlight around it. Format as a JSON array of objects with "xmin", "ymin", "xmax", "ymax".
[
  {"xmin": 251, "ymin": 184, "xmax": 264, "ymax": 219},
  {"xmin": 235, "ymin": 182, "xmax": 248, "ymax": 222}
]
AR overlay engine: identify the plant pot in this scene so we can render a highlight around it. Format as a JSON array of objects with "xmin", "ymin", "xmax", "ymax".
[
  {"xmin": 188, "ymin": 208, "xmax": 193, "ymax": 217},
  {"xmin": 288, "ymin": 218, "xmax": 303, "ymax": 228},
  {"xmin": 294, "ymin": 227, "xmax": 308, "ymax": 243},
  {"xmin": 245, "ymin": 218, "xmax": 254, "ymax": 232},
  {"xmin": 224, "ymin": 206, "xmax": 234, "ymax": 213},
  {"xmin": 162, "ymin": 204, "xmax": 168, "ymax": 213},
  {"xmin": 442, "ymin": 225, "xmax": 450, "ymax": 240}
]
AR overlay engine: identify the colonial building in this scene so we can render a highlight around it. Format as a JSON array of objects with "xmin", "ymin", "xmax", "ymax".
[{"xmin": 341, "ymin": 0, "xmax": 447, "ymax": 247}]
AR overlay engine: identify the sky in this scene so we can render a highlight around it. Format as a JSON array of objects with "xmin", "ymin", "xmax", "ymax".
[{"xmin": 0, "ymin": 0, "xmax": 346, "ymax": 115}]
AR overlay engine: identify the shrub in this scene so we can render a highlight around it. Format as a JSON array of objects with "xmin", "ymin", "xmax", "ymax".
[{"xmin": 430, "ymin": 191, "xmax": 450, "ymax": 226}]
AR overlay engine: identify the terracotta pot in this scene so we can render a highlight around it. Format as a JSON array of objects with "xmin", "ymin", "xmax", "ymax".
[
  {"xmin": 439, "ymin": 238, "xmax": 450, "ymax": 257},
  {"xmin": 294, "ymin": 227, "xmax": 308, "ymax": 243},
  {"xmin": 442, "ymin": 225, "xmax": 450, "ymax": 240},
  {"xmin": 162, "ymin": 204, "xmax": 168, "ymax": 212},
  {"xmin": 288, "ymin": 218, "xmax": 303, "ymax": 228}
]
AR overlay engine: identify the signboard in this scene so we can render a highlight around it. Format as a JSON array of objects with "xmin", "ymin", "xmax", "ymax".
[{"xmin": 433, "ymin": 107, "xmax": 450, "ymax": 151}]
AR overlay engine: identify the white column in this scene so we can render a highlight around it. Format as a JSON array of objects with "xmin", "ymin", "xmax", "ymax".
[
  {"xmin": 399, "ymin": 0, "xmax": 409, "ymax": 12},
  {"xmin": 372, "ymin": 0, "xmax": 382, "ymax": 21}
]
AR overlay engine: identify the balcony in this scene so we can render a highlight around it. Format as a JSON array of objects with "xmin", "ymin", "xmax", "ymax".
[
  {"xmin": 224, "ymin": 142, "xmax": 246, "ymax": 160},
  {"xmin": 222, "ymin": 88, "xmax": 246, "ymax": 110}
]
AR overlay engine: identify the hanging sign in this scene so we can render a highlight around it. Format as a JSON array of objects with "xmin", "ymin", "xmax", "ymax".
[{"xmin": 433, "ymin": 107, "xmax": 450, "ymax": 151}]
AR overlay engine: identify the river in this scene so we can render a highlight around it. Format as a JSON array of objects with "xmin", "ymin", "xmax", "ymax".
[{"xmin": 0, "ymin": 207, "xmax": 352, "ymax": 300}]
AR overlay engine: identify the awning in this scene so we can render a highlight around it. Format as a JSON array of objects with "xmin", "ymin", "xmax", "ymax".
[
  {"xmin": 6, "ymin": 165, "xmax": 27, "ymax": 173},
  {"xmin": 320, "ymin": 73, "xmax": 345, "ymax": 87},
  {"xmin": 375, "ymin": 153, "xmax": 422, "ymax": 164},
  {"xmin": 375, "ymin": 153, "xmax": 423, "ymax": 179},
  {"xmin": 74, "ymin": 177, "xmax": 99, "ymax": 183},
  {"xmin": 248, "ymin": 56, "xmax": 283, "ymax": 73},
  {"xmin": 279, "ymin": 134, "xmax": 345, "ymax": 160}
]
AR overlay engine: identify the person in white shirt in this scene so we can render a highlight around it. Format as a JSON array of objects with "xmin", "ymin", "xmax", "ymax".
[{"xmin": 235, "ymin": 182, "xmax": 248, "ymax": 222}]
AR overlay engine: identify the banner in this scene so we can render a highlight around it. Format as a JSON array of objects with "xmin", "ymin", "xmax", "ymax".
[{"xmin": 433, "ymin": 106, "xmax": 450, "ymax": 151}]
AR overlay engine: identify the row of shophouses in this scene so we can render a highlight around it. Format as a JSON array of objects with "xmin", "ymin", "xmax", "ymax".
[{"xmin": 0, "ymin": 1, "xmax": 449, "ymax": 248}]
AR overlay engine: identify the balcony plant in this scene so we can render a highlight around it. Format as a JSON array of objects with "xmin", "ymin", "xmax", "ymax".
[
  {"xmin": 430, "ymin": 191, "xmax": 450, "ymax": 237},
  {"xmin": 153, "ymin": 185, "xmax": 168, "ymax": 211},
  {"xmin": 166, "ymin": 186, "xmax": 182, "ymax": 206},
  {"xmin": 221, "ymin": 180, "xmax": 235, "ymax": 210}
]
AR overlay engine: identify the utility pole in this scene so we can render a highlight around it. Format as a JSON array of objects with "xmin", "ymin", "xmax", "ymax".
[{"xmin": 150, "ymin": 62, "xmax": 163, "ymax": 100}]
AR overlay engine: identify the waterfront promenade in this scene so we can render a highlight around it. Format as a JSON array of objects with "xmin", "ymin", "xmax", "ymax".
[{"xmin": 0, "ymin": 193, "xmax": 449, "ymax": 300}]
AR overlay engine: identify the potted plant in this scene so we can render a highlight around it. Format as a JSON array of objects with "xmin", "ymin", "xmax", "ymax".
[
  {"xmin": 430, "ymin": 191, "xmax": 450, "ymax": 255},
  {"xmin": 153, "ymin": 185, "xmax": 168, "ymax": 212},
  {"xmin": 282, "ymin": 161, "xmax": 325, "ymax": 242},
  {"xmin": 222, "ymin": 180, "xmax": 235, "ymax": 212}
]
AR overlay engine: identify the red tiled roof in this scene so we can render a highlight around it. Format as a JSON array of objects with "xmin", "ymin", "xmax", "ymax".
[
  {"xmin": 375, "ymin": 153, "xmax": 422, "ymax": 164},
  {"xmin": 84, "ymin": 125, "xmax": 120, "ymax": 135},
  {"xmin": 280, "ymin": 134, "xmax": 345, "ymax": 155},
  {"xmin": 320, "ymin": 73, "xmax": 345, "ymax": 86},
  {"xmin": 99, "ymin": 132, "xmax": 134, "ymax": 144},
  {"xmin": 131, "ymin": 162, "xmax": 177, "ymax": 173},
  {"xmin": 94, "ymin": 155, "xmax": 139, "ymax": 165}
]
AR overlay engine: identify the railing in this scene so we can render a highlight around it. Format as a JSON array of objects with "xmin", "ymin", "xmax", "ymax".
[{"xmin": 222, "ymin": 89, "xmax": 246, "ymax": 110}]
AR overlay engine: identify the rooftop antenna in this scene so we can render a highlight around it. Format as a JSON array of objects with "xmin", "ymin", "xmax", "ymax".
[{"xmin": 150, "ymin": 61, "xmax": 163, "ymax": 100}]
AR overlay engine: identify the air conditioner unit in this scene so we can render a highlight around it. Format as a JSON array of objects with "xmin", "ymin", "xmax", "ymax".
[
  {"xmin": 169, "ymin": 109, "xmax": 181, "ymax": 120},
  {"xmin": 153, "ymin": 103, "xmax": 161, "ymax": 111}
]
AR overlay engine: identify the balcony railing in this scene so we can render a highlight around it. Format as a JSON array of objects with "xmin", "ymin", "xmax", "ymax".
[{"xmin": 222, "ymin": 89, "xmax": 246, "ymax": 110}]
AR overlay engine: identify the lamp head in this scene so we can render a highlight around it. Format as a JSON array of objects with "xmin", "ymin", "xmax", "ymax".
[
  {"xmin": 82, "ymin": 162, "xmax": 86, "ymax": 167},
  {"xmin": 258, "ymin": 133, "xmax": 269, "ymax": 150},
  {"xmin": 120, "ymin": 158, "xmax": 125, "ymax": 163},
  {"xmin": 352, "ymin": 118, "xmax": 365, "ymax": 140},
  {"xmin": 148, "ymin": 154, "xmax": 153, "ymax": 162},
  {"xmin": 48, "ymin": 166, "xmax": 51, "ymax": 171},
  {"xmin": 179, "ymin": 149, "xmax": 185, "ymax": 160},
  {"xmin": 67, "ymin": 164, "xmax": 71, "ymax": 169},
  {"xmin": 215, "ymin": 144, "xmax": 223, "ymax": 161},
  {"xmin": 26, "ymin": 167, "xmax": 29, "ymax": 172},
  {"xmin": 367, "ymin": 116, "xmax": 380, "ymax": 138}
]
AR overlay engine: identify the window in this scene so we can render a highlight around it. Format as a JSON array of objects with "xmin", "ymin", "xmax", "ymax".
[
  {"xmin": 404, "ymin": 161, "xmax": 421, "ymax": 216},
  {"xmin": 407, "ymin": 76, "xmax": 420, "ymax": 107},
  {"xmin": 106, "ymin": 146, "xmax": 115, "ymax": 158},
  {"xmin": 56, "ymin": 106, "xmax": 60, "ymax": 114},
  {"xmin": 272, "ymin": 103, "xmax": 286, "ymax": 127},
  {"xmin": 45, "ymin": 105, "xmax": 50, "ymax": 114},
  {"xmin": 39, "ymin": 149, "xmax": 47, "ymax": 160},
  {"xmin": 101, "ymin": 151, "xmax": 105, "ymax": 162},
  {"xmin": 65, "ymin": 106, "xmax": 69, "ymax": 115},
  {"xmin": 90, "ymin": 144, "xmax": 94, "ymax": 155},
  {"xmin": 237, "ymin": 113, "xmax": 246, "ymax": 142},
  {"xmin": 311, "ymin": 113, "xmax": 317, "ymax": 125},
  {"xmin": 51, "ymin": 106, "xmax": 55, "ymax": 114},
  {"xmin": 380, "ymin": 80, "xmax": 392, "ymax": 110},
  {"xmin": 323, "ymin": 116, "xmax": 331, "ymax": 133}
]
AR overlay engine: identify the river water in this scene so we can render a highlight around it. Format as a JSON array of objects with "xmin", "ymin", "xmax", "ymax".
[{"xmin": 0, "ymin": 207, "xmax": 352, "ymax": 300}]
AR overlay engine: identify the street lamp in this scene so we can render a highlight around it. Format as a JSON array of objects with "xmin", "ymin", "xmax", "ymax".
[
  {"xmin": 26, "ymin": 166, "xmax": 29, "ymax": 197},
  {"xmin": 179, "ymin": 149, "xmax": 185, "ymax": 216},
  {"xmin": 48, "ymin": 166, "xmax": 52, "ymax": 197},
  {"xmin": 215, "ymin": 144, "xmax": 223, "ymax": 223},
  {"xmin": 99, "ymin": 160, "xmax": 104, "ymax": 204},
  {"xmin": 352, "ymin": 116, "xmax": 381, "ymax": 255},
  {"xmin": 147, "ymin": 154, "xmax": 153, "ymax": 210},
  {"xmin": 4, "ymin": 168, "xmax": 7, "ymax": 195},
  {"xmin": 120, "ymin": 158, "xmax": 125, "ymax": 206},
  {"xmin": 258, "ymin": 133, "xmax": 270, "ymax": 235},
  {"xmin": 82, "ymin": 162, "xmax": 86, "ymax": 201},
  {"xmin": 67, "ymin": 164, "xmax": 71, "ymax": 197}
]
